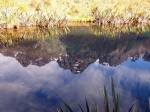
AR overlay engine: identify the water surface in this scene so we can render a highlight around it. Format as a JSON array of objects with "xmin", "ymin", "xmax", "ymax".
[{"xmin": 0, "ymin": 25, "xmax": 150, "ymax": 112}]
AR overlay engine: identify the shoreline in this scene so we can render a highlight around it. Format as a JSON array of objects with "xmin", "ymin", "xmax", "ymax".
[{"xmin": 0, "ymin": 21, "xmax": 150, "ymax": 31}]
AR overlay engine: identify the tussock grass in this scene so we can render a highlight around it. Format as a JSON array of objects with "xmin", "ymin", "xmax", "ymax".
[
  {"xmin": 58, "ymin": 78, "xmax": 149, "ymax": 112},
  {"xmin": 0, "ymin": 0, "xmax": 150, "ymax": 29}
]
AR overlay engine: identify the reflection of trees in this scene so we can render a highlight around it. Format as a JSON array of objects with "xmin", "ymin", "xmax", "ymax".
[
  {"xmin": 0, "ymin": 25, "xmax": 150, "ymax": 73},
  {"xmin": 91, "ymin": 24, "xmax": 150, "ymax": 37},
  {"xmin": 61, "ymin": 32, "xmax": 150, "ymax": 56},
  {"xmin": 0, "ymin": 27, "xmax": 70, "ymax": 46},
  {"xmin": 0, "ymin": 27, "xmax": 71, "ymax": 67},
  {"xmin": 60, "ymin": 28, "xmax": 150, "ymax": 72}
]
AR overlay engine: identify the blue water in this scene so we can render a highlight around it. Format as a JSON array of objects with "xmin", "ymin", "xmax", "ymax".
[{"xmin": 0, "ymin": 26, "xmax": 150, "ymax": 112}]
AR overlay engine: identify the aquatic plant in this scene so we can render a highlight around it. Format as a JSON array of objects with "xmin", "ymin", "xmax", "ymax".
[{"xmin": 58, "ymin": 78, "xmax": 148, "ymax": 112}]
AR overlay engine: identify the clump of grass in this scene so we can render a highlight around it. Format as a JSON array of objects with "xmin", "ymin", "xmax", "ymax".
[
  {"xmin": 58, "ymin": 78, "xmax": 148, "ymax": 112},
  {"xmin": 0, "ymin": 0, "xmax": 150, "ymax": 29},
  {"xmin": 148, "ymin": 97, "xmax": 150, "ymax": 108},
  {"xmin": 93, "ymin": 0, "xmax": 150, "ymax": 25}
]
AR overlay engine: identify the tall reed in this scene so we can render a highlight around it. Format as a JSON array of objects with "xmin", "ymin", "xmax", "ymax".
[{"xmin": 58, "ymin": 78, "xmax": 148, "ymax": 112}]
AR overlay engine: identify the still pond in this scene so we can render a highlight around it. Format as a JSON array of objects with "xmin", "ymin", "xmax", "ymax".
[{"xmin": 0, "ymin": 25, "xmax": 150, "ymax": 112}]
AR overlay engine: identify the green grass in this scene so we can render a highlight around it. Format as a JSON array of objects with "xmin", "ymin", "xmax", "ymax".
[
  {"xmin": 58, "ymin": 78, "xmax": 149, "ymax": 112},
  {"xmin": 0, "ymin": 0, "xmax": 150, "ymax": 29}
]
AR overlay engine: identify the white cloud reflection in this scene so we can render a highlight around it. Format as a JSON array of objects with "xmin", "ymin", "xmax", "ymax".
[{"xmin": 0, "ymin": 54, "xmax": 150, "ymax": 112}]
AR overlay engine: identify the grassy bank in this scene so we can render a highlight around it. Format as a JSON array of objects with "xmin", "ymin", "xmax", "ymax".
[{"xmin": 0, "ymin": 0, "xmax": 150, "ymax": 29}]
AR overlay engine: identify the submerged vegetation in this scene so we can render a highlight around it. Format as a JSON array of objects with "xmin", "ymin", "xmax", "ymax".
[
  {"xmin": 58, "ymin": 78, "xmax": 149, "ymax": 112},
  {"xmin": 0, "ymin": 0, "xmax": 150, "ymax": 29}
]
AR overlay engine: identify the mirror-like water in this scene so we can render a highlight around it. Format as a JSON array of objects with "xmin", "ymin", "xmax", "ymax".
[{"xmin": 0, "ymin": 25, "xmax": 150, "ymax": 112}]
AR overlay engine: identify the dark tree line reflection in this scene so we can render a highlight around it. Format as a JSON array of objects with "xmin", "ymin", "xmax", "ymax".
[{"xmin": 0, "ymin": 25, "xmax": 150, "ymax": 74}]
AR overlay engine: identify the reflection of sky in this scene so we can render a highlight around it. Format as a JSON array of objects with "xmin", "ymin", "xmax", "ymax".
[
  {"xmin": 122, "ymin": 58, "xmax": 150, "ymax": 70},
  {"xmin": 0, "ymin": 54, "xmax": 150, "ymax": 112}
]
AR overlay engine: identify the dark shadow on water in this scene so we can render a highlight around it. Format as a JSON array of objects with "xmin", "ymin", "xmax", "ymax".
[{"xmin": 0, "ymin": 25, "xmax": 150, "ymax": 73}]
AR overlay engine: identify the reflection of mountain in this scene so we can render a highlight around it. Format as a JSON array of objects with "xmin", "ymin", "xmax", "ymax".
[
  {"xmin": 0, "ymin": 26, "xmax": 150, "ymax": 74},
  {"xmin": 0, "ymin": 39, "xmax": 66, "ymax": 67},
  {"xmin": 59, "ymin": 32, "xmax": 150, "ymax": 73}
]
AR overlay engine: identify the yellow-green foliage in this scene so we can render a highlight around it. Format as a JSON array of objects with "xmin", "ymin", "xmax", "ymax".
[
  {"xmin": 0, "ymin": 26, "xmax": 70, "ymax": 45},
  {"xmin": 1, "ymin": 24, "xmax": 150, "ymax": 46},
  {"xmin": 91, "ymin": 24, "xmax": 150, "ymax": 37},
  {"xmin": 0, "ymin": 0, "xmax": 150, "ymax": 29}
]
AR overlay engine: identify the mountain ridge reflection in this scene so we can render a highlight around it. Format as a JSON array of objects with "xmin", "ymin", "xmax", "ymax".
[
  {"xmin": 0, "ymin": 26, "xmax": 150, "ymax": 74},
  {"xmin": 0, "ymin": 25, "xmax": 150, "ymax": 111},
  {"xmin": 0, "ymin": 54, "xmax": 150, "ymax": 112}
]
